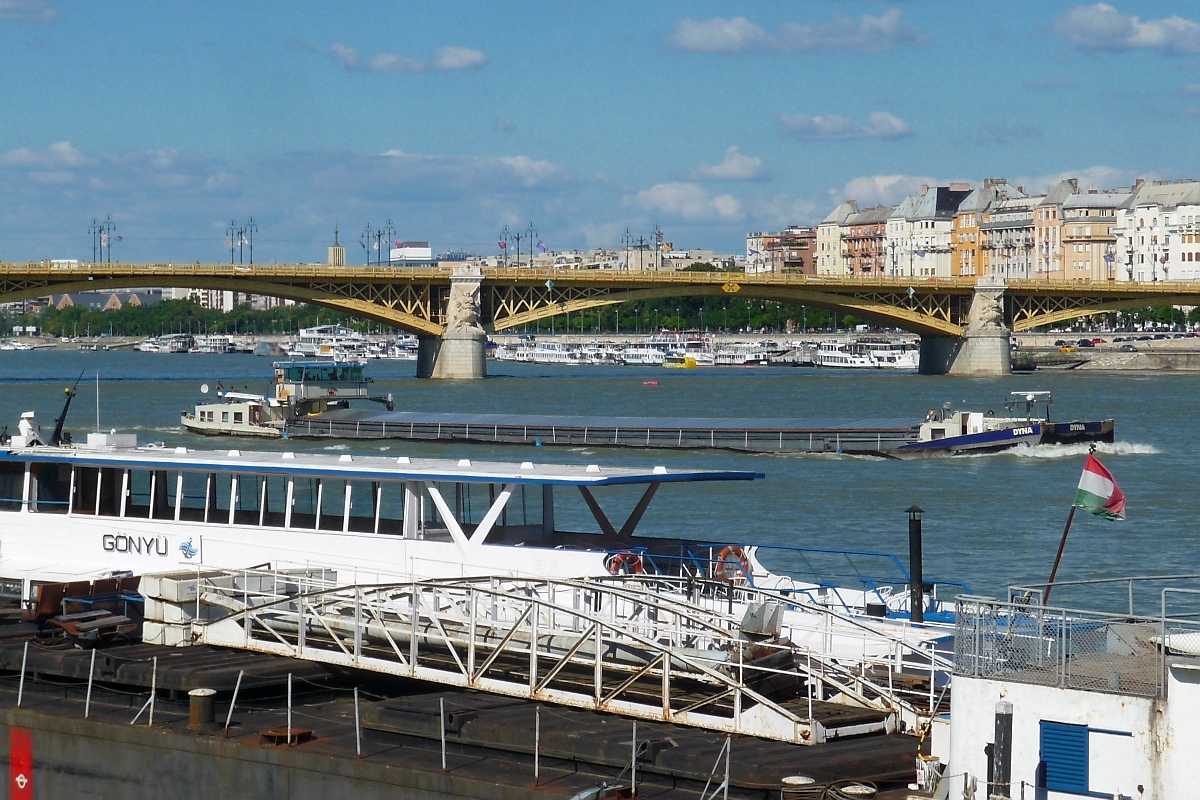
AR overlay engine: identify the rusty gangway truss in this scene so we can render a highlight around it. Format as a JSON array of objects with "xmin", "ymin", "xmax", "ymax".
[{"xmin": 172, "ymin": 570, "xmax": 954, "ymax": 746}]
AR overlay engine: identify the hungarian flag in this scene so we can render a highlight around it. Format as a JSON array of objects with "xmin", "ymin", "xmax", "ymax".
[{"xmin": 1072, "ymin": 453, "xmax": 1125, "ymax": 520}]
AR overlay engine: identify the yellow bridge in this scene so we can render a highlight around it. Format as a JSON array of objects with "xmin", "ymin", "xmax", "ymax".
[{"xmin": 1, "ymin": 261, "xmax": 1195, "ymax": 338}]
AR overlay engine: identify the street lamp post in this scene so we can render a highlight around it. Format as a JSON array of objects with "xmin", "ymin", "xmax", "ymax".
[
  {"xmin": 527, "ymin": 222, "xmax": 537, "ymax": 268},
  {"xmin": 361, "ymin": 223, "xmax": 373, "ymax": 265},
  {"xmin": 103, "ymin": 214, "xmax": 117, "ymax": 264},
  {"xmin": 500, "ymin": 225, "xmax": 510, "ymax": 266},
  {"xmin": 88, "ymin": 218, "xmax": 100, "ymax": 262},
  {"xmin": 245, "ymin": 217, "xmax": 258, "ymax": 265},
  {"xmin": 227, "ymin": 221, "xmax": 238, "ymax": 264}
]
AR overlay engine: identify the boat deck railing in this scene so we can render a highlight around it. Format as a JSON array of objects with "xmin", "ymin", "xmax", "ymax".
[{"xmin": 954, "ymin": 582, "xmax": 1200, "ymax": 699}]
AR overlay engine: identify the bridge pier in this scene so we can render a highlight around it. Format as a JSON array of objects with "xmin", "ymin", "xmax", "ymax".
[
  {"xmin": 919, "ymin": 277, "xmax": 1011, "ymax": 376},
  {"xmin": 416, "ymin": 265, "xmax": 487, "ymax": 379}
]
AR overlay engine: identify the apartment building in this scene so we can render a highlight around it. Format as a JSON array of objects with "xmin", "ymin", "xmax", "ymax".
[
  {"xmin": 1061, "ymin": 191, "xmax": 1128, "ymax": 281},
  {"xmin": 816, "ymin": 201, "xmax": 855, "ymax": 275}
]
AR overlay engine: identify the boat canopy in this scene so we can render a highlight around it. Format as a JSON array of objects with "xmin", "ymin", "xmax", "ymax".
[
  {"xmin": 0, "ymin": 445, "xmax": 763, "ymax": 487},
  {"xmin": 274, "ymin": 361, "xmax": 365, "ymax": 383}
]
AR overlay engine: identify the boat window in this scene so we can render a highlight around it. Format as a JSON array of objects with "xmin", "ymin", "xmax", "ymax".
[
  {"xmin": 210, "ymin": 473, "xmax": 232, "ymax": 522},
  {"xmin": 377, "ymin": 482, "xmax": 405, "ymax": 536},
  {"xmin": 72, "ymin": 467, "xmax": 99, "ymax": 514},
  {"xmin": 178, "ymin": 472, "xmax": 209, "ymax": 522},
  {"xmin": 233, "ymin": 475, "xmax": 263, "ymax": 525},
  {"xmin": 97, "ymin": 468, "xmax": 122, "ymax": 516},
  {"xmin": 158, "ymin": 471, "xmax": 179, "ymax": 519},
  {"xmin": 290, "ymin": 477, "xmax": 319, "ymax": 529},
  {"xmin": 125, "ymin": 470, "xmax": 152, "ymax": 518},
  {"xmin": 320, "ymin": 478, "xmax": 349, "ymax": 531},
  {"xmin": 33, "ymin": 463, "xmax": 71, "ymax": 514},
  {"xmin": 0, "ymin": 462, "xmax": 24, "ymax": 512},
  {"xmin": 221, "ymin": 411, "xmax": 230, "ymax": 423},
  {"xmin": 0, "ymin": 578, "xmax": 21, "ymax": 606},
  {"xmin": 262, "ymin": 475, "xmax": 288, "ymax": 527},
  {"xmin": 347, "ymin": 481, "xmax": 378, "ymax": 533}
]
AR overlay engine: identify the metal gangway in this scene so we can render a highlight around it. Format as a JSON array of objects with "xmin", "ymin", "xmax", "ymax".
[{"xmin": 161, "ymin": 569, "xmax": 953, "ymax": 746}]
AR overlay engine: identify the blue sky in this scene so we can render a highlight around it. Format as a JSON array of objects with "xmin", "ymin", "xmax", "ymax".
[{"xmin": 3, "ymin": 1, "xmax": 1200, "ymax": 263}]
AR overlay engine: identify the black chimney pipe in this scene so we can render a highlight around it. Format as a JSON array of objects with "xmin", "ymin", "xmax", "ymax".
[{"xmin": 907, "ymin": 506, "xmax": 924, "ymax": 624}]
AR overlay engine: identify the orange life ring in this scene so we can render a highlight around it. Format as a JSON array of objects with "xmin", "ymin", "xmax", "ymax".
[
  {"xmin": 714, "ymin": 545, "xmax": 751, "ymax": 583},
  {"xmin": 605, "ymin": 550, "xmax": 644, "ymax": 575}
]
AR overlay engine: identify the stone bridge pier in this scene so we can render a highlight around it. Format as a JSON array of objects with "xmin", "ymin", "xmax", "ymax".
[
  {"xmin": 919, "ymin": 276, "xmax": 1012, "ymax": 376},
  {"xmin": 416, "ymin": 265, "xmax": 488, "ymax": 379}
]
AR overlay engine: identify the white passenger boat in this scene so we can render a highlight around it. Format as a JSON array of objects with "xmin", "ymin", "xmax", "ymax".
[
  {"xmin": 814, "ymin": 341, "xmax": 875, "ymax": 368},
  {"xmin": 181, "ymin": 360, "xmax": 393, "ymax": 437}
]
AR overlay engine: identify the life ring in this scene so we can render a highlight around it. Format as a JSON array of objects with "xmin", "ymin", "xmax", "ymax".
[
  {"xmin": 328, "ymin": 388, "xmax": 337, "ymax": 397},
  {"xmin": 605, "ymin": 550, "xmax": 644, "ymax": 575},
  {"xmin": 714, "ymin": 545, "xmax": 751, "ymax": 583}
]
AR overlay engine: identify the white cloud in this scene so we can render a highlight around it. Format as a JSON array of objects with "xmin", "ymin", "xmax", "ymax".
[
  {"xmin": 366, "ymin": 53, "xmax": 423, "ymax": 73},
  {"xmin": 494, "ymin": 118, "xmax": 517, "ymax": 133},
  {"xmin": 0, "ymin": 0, "xmax": 58, "ymax": 22},
  {"xmin": 0, "ymin": 141, "xmax": 89, "ymax": 169},
  {"xmin": 685, "ymin": 146, "xmax": 767, "ymax": 181},
  {"xmin": 1055, "ymin": 4, "xmax": 1200, "ymax": 54},
  {"xmin": 777, "ymin": 111, "xmax": 910, "ymax": 141},
  {"xmin": 668, "ymin": 10, "xmax": 923, "ymax": 54},
  {"xmin": 838, "ymin": 174, "xmax": 935, "ymax": 206},
  {"xmin": 668, "ymin": 17, "xmax": 773, "ymax": 53},
  {"xmin": 330, "ymin": 42, "xmax": 488, "ymax": 73},
  {"xmin": 430, "ymin": 46, "xmax": 488, "ymax": 71},
  {"xmin": 329, "ymin": 43, "xmax": 360, "ymax": 69},
  {"xmin": 1013, "ymin": 165, "xmax": 1143, "ymax": 195},
  {"xmin": 1181, "ymin": 83, "xmax": 1200, "ymax": 95},
  {"xmin": 624, "ymin": 183, "xmax": 743, "ymax": 223}
]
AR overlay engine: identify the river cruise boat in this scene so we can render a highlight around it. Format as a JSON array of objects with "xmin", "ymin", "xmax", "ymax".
[
  {"xmin": 814, "ymin": 341, "xmax": 875, "ymax": 369},
  {"xmin": 181, "ymin": 360, "xmax": 393, "ymax": 438},
  {"xmin": 0, "ymin": 404, "xmax": 965, "ymax": 636}
]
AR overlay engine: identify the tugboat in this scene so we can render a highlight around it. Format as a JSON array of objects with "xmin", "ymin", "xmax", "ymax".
[
  {"xmin": 181, "ymin": 360, "xmax": 393, "ymax": 438},
  {"xmin": 890, "ymin": 391, "xmax": 1113, "ymax": 458}
]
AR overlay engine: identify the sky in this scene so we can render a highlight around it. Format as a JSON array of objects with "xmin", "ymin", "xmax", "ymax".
[{"xmin": 3, "ymin": 1, "xmax": 1200, "ymax": 263}]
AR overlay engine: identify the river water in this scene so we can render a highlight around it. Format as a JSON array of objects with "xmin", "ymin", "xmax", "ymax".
[{"xmin": 0, "ymin": 351, "xmax": 1190, "ymax": 612}]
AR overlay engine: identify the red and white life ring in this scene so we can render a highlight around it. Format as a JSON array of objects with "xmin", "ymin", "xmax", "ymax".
[
  {"xmin": 713, "ymin": 545, "xmax": 751, "ymax": 583},
  {"xmin": 605, "ymin": 550, "xmax": 645, "ymax": 575}
]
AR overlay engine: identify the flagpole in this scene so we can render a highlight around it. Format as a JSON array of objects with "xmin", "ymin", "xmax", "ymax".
[
  {"xmin": 1043, "ymin": 505, "xmax": 1075, "ymax": 605},
  {"xmin": 1045, "ymin": 444, "xmax": 1098, "ymax": 605}
]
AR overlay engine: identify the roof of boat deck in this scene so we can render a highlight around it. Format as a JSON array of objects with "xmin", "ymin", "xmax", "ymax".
[
  {"xmin": 317, "ymin": 408, "xmax": 920, "ymax": 433},
  {"xmin": 0, "ymin": 445, "xmax": 764, "ymax": 486}
]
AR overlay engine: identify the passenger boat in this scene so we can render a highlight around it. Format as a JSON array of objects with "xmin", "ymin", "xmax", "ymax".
[
  {"xmin": 0, "ymin": 400, "xmax": 964, "ymax": 635},
  {"xmin": 814, "ymin": 341, "xmax": 875, "ymax": 369},
  {"xmin": 181, "ymin": 360, "xmax": 393, "ymax": 438}
]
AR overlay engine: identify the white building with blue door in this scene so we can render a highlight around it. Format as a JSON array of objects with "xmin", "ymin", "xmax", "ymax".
[{"xmin": 947, "ymin": 590, "xmax": 1200, "ymax": 799}]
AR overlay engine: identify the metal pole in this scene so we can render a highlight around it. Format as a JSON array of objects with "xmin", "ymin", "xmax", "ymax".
[
  {"xmin": 534, "ymin": 704, "xmax": 540, "ymax": 785},
  {"xmin": 148, "ymin": 656, "xmax": 157, "ymax": 727},
  {"xmin": 631, "ymin": 719, "xmax": 637, "ymax": 795},
  {"xmin": 1044, "ymin": 506, "xmax": 1076, "ymax": 605},
  {"xmin": 354, "ymin": 686, "xmax": 362, "ymax": 758},
  {"xmin": 908, "ymin": 507, "xmax": 924, "ymax": 624},
  {"xmin": 287, "ymin": 672, "xmax": 292, "ymax": 745},
  {"xmin": 85, "ymin": 647, "xmax": 96, "ymax": 718},
  {"xmin": 440, "ymin": 696, "xmax": 447, "ymax": 772},
  {"xmin": 224, "ymin": 669, "xmax": 243, "ymax": 737},
  {"xmin": 992, "ymin": 700, "xmax": 1013, "ymax": 798},
  {"xmin": 723, "ymin": 734, "xmax": 731, "ymax": 800},
  {"xmin": 17, "ymin": 641, "xmax": 27, "ymax": 707}
]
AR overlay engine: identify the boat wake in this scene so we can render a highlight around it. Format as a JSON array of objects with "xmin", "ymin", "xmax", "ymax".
[{"xmin": 997, "ymin": 441, "xmax": 1158, "ymax": 459}]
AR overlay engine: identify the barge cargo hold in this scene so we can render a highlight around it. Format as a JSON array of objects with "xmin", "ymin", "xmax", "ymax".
[{"xmin": 282, "ymin": 408, "xmax": 923, "ymax": 453}]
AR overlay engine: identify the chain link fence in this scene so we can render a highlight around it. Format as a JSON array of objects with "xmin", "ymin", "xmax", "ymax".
[{"xmin": 954, "ymin": 595, "xmax": 1168, "ymax": 698}]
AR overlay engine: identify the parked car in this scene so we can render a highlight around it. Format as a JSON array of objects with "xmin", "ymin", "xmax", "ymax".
[
  {"xmin": 1059, "ymin": 345, "xmax": 1078, "ymax": 353},
  {"xmin": 1054, "ymin": 339, "xmax": 1067, "ymax": 347},
  {"xmin": 1138, "ymin": 335, "xmax": 1153, "ymax": 341},
  {"xmin": 1154, "ymin": 334, "xmax": 1169, "ymax": 340},
  {"xmin": 1120, "ymin": 344, "xmax": 1138, "ymax": 352},
  {"xmin": 1091, "ymin": 338, "xmax": 1106, "ymax": 344}
]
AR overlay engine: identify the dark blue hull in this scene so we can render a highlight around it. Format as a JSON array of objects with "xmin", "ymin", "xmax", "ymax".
[
  {"xmin": 1040, "ymin": 419, "xmax": 1115, "ymax": 445},
  {"xmin": 892, "ymin": 423, "xmax": 1043, "ymax": 458}
]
